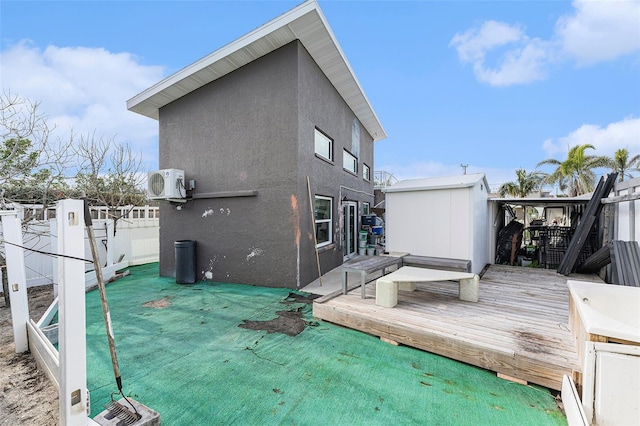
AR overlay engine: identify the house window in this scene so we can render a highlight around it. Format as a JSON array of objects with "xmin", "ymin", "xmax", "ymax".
[
  {"xmin": 363, "ymin": 163, "xmax": 371, "ymax": 181},
  {"xmin": 314, "ymin": 196, "xmax": 332, "ymax": 247},
  {"xmin": 343, "ymin": 149, "xmax": 357, "ymax": 174},
  {"xmin": 362, "ymin": 202, "xmax": 370, "ymax": 215},
  {"xmin": 314, "ymin": 129, "xmax": 333, "ymax": 161}
]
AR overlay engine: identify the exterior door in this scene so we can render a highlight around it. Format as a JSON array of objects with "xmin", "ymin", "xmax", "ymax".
[{"xmin": 343, "ymin": 202, "xmax": 358, "ymax": 259}]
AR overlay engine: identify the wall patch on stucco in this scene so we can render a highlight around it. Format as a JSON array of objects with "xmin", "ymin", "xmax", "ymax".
[
  {"xmin": 246, "ymin": 247, "xmax": 264, "ymax": 261},
  {"xmin": 204, "ymin": 207, "xmax": 231, "ymax": 217},
  {"xmin": 351, "ymin": 118, "xmax": 360, "ymax": 157},
  {"xmin": 202, "ymin": 256, "xmax": 218, "ymax": 280},
  {"xmin": 290, "ymin": 194, "xmax": 301, "ymax": 288}
]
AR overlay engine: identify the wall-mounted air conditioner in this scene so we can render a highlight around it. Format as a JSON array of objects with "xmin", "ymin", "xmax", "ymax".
[{"xmin": 147, "ymin": 169, "xmax": 186, "ymax": 200}]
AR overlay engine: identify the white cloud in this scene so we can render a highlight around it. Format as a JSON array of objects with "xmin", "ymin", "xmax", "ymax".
[
  {"xmin": 375, "ymin": 160, "xmax": 515, "ymax": 191},
  {"xmin": 0, "ymin": 41, "xmax": 164, "ymax": 169},
  {"xmin": 380, "ymin": 118, "xmax": 639, "ymax": 194},
  {"xmin": 451, "ymin": 0, "xmax": 640, "ymax": 86},
  {"xmin": 556, "ymin": 0, "xmax": 640, "ymax": 65},
  {"xmin": 376, "ymin": 160, "xmax": 462, "ymax": 182},
  {"xmin": 376, "ymin": 161, "xmax": 520, "ymax": 191},
  {"xmin": 472, "ymin": 38, "xmax": 550, "ymax": 87},
  {"xmin": 542, "ymin": 117, "xmax": 640, "ymax": 159},
  {"xmin": 450, "ymin": 20, "xmax": 550, "ymax": 86},
  {"xmin": 450, "ymin": 20, "xmax": 525, "ymax": 63}
]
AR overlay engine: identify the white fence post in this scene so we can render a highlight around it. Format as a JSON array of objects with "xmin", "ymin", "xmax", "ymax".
[
  {"xmin": 0, "ymin": 210, "xmax": 30, "ymax": 353},
  {"xmin": 106, "ymin": 219, "xmax": 114, "ymax": 267},
  {"xmin": 50, "ymin": 218, "xmax": 59, "ymax": 298},
  {"xmin": 57, "ymin": 200, "xmax": 89, "ymax": 425}
]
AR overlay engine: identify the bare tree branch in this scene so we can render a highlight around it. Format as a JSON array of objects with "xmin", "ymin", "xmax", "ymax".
[
  {"xmin": 74, "ymin": 133, "xmax": 146, "ymax": 234},
  {"xmin": 0, "ymin": 91, "xmax": 53, "ymax": 186}
]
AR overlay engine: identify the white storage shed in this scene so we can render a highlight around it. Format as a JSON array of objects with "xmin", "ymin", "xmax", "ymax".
[{"xmin": 384, "ymin": 174, "xmax": 490, "ymax": 274}]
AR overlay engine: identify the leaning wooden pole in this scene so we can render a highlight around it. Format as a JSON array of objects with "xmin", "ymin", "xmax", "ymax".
[
  {"xmin": 83, "ymin": 198, "xmax": 123, "ymax": 392},
  {"xmin": 307, "ymin": 176, "xmax": 323, "ymax": 286}
]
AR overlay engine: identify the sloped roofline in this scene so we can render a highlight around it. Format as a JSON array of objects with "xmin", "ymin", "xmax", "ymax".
[
  {"xmin": 384, "ymin": 173, "xmax": 491, "ymax": 194},
  {"xmin": 126, "ymin": 0, "xmax": 387, "ymax": 141}
]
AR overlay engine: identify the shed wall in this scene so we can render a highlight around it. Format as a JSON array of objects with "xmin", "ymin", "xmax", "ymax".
[
  {"xmin": 470, "ymin": 182, "xmax": 490, "ymax": 273},
  {"xmin": 385, "ymin": 181, "xmax": 489, "ymax": 274},
  {"xmin": 386, "ymin": 187, "xmax": 471, "ymax": 260}
]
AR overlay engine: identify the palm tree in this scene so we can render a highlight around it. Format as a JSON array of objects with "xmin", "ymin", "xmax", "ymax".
[
  {"xmin": 605, "ymin": 148, "xmax": 640, "ymax": 182},
  {"xmin": 498, "ymin": 169, "xmax": 545, "ymax": 198},
  {"xmin": 536, "ymin": 144, "xmax": 609, "ymax": 197}
]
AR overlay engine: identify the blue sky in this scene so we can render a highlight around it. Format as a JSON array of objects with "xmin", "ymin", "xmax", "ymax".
[{"xmin": 1, "ymin": 0, "xmax": 639, "ymax": 190}]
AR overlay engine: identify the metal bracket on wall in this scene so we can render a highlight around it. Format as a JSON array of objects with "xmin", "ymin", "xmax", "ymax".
[{"xmin": 191, "ymin": 190, "xmax": 258, "ymax": 199}]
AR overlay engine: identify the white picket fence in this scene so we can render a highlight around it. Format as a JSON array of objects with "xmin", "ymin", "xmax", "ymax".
[{"xmin": 1, "ymin": 205, "xmax": 159, "ymax": 287}]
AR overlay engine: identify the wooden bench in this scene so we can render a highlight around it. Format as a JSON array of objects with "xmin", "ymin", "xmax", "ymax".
[
  {"xmin": 375, "ymin": 266, "xmax": 480, "ymax": 308},
  {"xmin": 341, "ymin": 255, "xmax": 405, "ymax": 298},
  {"xmin": 401, "ymin": 255, "xmax": 471, "ymax": 272}
]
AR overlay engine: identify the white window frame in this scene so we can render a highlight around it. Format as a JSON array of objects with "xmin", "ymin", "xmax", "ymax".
[
  {"xmin": 363, "ymin": 163, "xmax": 371, "ymax": 181},
  {"xmin": 314, "ymin": 128, "xmax": 333, "ymax": 161},
  {"xmin": 362, "ymin": 202, "xmax": 370, "ymax": 215},
  {"xmin": 343, "ymin": 149, "xmax": 357, "ymax": 174},
  {"xmin": 314, "ymin": 195, "xmax": 333, "ymax": 248}
]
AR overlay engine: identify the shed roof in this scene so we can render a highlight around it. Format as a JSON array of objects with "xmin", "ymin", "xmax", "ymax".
[
  {"xmin": 384, "ymin": 173, "xmax": 490, "ymax": 193},
  {"xmin": 126, "ymin": 0, "xmax": 386, "ymax": 141}
]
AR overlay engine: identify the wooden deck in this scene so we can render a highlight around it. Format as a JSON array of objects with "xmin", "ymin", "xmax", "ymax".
[{"xmin": 313, "ymin": 264, "xmax": 603, "ymax": 391}]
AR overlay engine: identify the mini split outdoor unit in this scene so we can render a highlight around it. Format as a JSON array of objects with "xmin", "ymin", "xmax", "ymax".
[{"xmin": 147, "ymin": 169, "xmax": 186, "ymax": 200}]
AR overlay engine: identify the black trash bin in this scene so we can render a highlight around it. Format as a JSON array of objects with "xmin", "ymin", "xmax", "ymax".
[{"xmin": 175, "ymin": 240, "xmax": 196, "ymax": 284}]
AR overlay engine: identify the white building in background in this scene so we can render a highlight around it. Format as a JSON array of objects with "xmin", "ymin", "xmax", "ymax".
[{"xmin": 383, "ymin": 174, "xmax": 490, "ymax": 275}]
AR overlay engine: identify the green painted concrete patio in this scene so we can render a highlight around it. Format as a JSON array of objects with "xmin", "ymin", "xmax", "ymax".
[{"xmin": 85, "ymin": 263, "xmax": 566, "ymax": 425}]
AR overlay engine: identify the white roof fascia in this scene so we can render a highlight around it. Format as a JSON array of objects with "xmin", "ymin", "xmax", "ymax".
[
  {"xmin": 385, "ymin": 182, "xmax": 476, "ymax": 193},
  {"xmin": 480, "ymin": 175, "xmax": 490, "ymax": 194},
  {"xmin": 126, "ymin": 0, "xmax": 387, "ymax": 141},
  {"xmin": 384, "ymin": 174, "xmax": 489, "ymax": 194}
]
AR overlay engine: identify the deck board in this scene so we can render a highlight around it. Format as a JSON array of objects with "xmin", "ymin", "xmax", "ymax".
[{"xmin": 313, "ymin": 264, "xmax": 603, "ymax": 390}]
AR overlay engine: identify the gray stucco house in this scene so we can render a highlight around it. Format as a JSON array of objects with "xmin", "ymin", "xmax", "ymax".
[{"xmin": 127, "ymin": 0, "xmax": 386, "ymax": 288}]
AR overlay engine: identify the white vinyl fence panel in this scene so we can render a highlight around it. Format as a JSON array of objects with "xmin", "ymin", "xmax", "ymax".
[
  {"xmin": 611, "ymin": 177, "xmax": 640, "ymax": 242},
  {"xmin": 1, "ymin": 205, "xmax": 159, "ymax": 287}
]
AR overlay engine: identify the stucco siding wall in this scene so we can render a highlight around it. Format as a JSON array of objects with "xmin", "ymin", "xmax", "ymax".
[
  {"xmin": 158, "ymin": 42, "xmax": 300, "ymax": 287},
  {"xmin": 156, "ymin": 41, "xmax": 375, "ymax": 288},
  {"xmin": 296, "ymin": 43, "xmax": 375, "ymax": 283}
]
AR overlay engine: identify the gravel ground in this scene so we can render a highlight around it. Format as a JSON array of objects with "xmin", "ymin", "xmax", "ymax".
[{"xmin": 0, "ymin": 285, "xmax": 58, "ymax": 425}]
